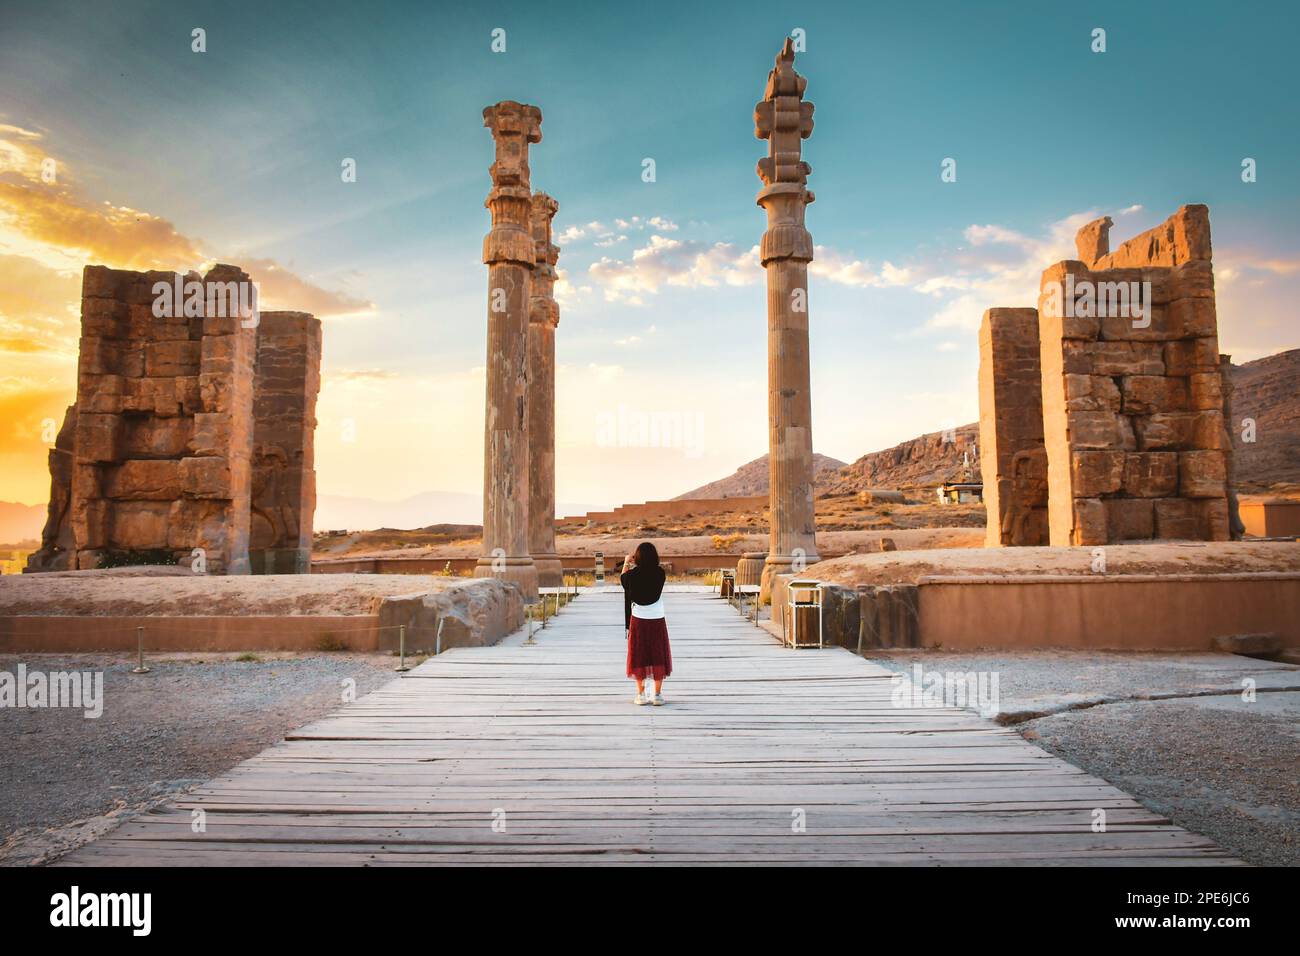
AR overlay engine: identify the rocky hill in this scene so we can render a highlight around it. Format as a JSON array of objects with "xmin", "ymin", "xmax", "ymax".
[
  {"xmin": 822, "ymin": 424, "xmax": 981, "ymax": 494},
  {"xmin": 1230, "ymin": 348, "xmax": 1300, "ymax": 491},
  {"xmin": 673, "ymin": 453, "xmax": 847, "ymax": 500}
]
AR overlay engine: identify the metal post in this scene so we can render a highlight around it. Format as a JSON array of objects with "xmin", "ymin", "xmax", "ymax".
[
  {"xmin": 541, "ymin": 592, "xmax": 548, "ymax": 627},
  {"xmin": 436, "ymin": 617, "xmax": 445, "ymax": 656},
  {"xmin": 395, "ymin": 624, "xmax": 410, "ymax": 672},
  {"xmin": 131, "ymin": 625, "xmax": 150, "ymax": 674},
  {"xmin": 523, "ymin": 604, "xmax": 537, "ymax": 646}
]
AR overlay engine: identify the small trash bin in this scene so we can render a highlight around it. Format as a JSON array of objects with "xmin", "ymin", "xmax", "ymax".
[
  {"xmin": 784, "ymin": 579, "xmax": 824, "ymax": 648},
  {"xmin": 719, "ymin": 569, "xmax": 735, "ymax": 599}
]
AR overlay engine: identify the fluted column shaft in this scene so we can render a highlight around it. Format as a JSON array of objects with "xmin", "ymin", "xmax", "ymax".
[
  {"xmin": 527, "ymin": 192, "xmax": 563, "ymax": 586},
  {"xmin": 476, "ymin": 101, "xmax": 541, "ymax": 601}
]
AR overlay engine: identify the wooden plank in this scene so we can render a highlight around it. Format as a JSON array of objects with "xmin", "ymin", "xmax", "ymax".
[{"xmin": 58, "ymin": 589, "xmax": 1238, "ymax": 866}]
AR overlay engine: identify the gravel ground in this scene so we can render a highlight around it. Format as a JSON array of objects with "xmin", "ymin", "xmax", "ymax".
[
  {"xmin": 871, "ymin": 650, "xmax": 1300, "ymax": 866},
  {"xmin": 0, "ymin": 651, "xmax": 403, "ymax": 865}
]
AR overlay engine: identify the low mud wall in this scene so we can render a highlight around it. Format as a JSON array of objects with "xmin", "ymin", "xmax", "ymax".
[
  {"xmin": 0, "ymin": 615, "xmax": 383, "ymax": 653},
  {"xmin": 772, "ymin": 572, "xmax": 1300, "ymax": 651},
  {"xmin": 0, "ymin": 580, "xmax": 524, "ymax": 654},
  {"xmin": 915, "ymin": 573, "xmax": 1300, "ymax": 650}
]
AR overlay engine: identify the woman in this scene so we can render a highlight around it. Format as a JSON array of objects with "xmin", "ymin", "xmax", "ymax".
[{"xmin": 620, "ymin": 541, "xmax": 672, "ymax": 706}]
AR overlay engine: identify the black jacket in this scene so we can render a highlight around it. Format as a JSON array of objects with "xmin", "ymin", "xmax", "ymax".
[{"xmin": 620, "ymin": 564, "xmax": 666, "ymax": 629}]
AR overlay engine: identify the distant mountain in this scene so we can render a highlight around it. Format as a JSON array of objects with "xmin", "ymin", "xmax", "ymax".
[
  {"xmin": 1231, "ymin": 347, "xmax": 1300, "ymax": 490},
  {"xmin": 314, "ymin": 490, "xmax": 608, "ymax": 532},
  {"xmin": 674, "ymin": 349, "xmax": 1300, "ymax": 499},
  {"xmin": 673, "ymin": 453, "xmax": 848, "ymax": 500},
  {"xmin": 822, "ymin": 424, "xmax": 981, "ymax": 494},
  {"xmin": 0, "ymin": 501, "xmax": 44, "ymax": 546}
]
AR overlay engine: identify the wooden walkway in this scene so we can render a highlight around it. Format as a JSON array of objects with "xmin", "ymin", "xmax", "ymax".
[{"xmin": 61, "ymin": 588, "xmax": 1237, "ymax": 865}]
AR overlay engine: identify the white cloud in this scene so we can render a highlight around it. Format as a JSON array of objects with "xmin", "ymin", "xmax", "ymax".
[
  {"xmin": 588, "ymin": 235, "xmax": 760, "ymax": 302},
  {"xmin": 810, "ymin": 246, "xmax": 913, "ymax": 288},
  {"xmin": 913, "ymin": 210, "xmax": 1104, "ymax": 332}
]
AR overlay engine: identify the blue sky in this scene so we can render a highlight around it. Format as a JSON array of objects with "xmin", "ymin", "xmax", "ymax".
[{"xmin": 1, "ymin": 0, "xmax": 1296, "ymax": 516}]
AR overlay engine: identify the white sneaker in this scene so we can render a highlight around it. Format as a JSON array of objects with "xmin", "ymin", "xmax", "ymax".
[
  {"xmin": 652, "ymin": 694, "xmax": 665, "ymax": 706},
  {"xmin": 634, "ymin": 692, "xmax": 648, "ymax": 705}
]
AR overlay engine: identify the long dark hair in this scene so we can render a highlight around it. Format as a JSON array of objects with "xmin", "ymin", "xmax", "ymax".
[{"xmin": 634, "ymin": 541, "xmax": 660, "ymax": 570}]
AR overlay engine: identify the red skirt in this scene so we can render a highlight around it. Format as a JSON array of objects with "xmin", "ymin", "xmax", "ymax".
[{"xmin": 626, "ymin": 616, "xmax": 672, "ymax": 681}]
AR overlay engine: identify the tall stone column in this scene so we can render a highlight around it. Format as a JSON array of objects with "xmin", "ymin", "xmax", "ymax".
[
  {"xmin": 755, "ymin": 38, "xmax": 820, "ymax": 602},
  {"xmin": 475, "ymin": 101, "xmax": 541, "ymax": 600},
  {"xmin": 527, "ymin": 191, "xmax": 563, "ymax": 586}
]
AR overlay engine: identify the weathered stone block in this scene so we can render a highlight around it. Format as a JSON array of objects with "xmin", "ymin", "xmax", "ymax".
[
  {"xmin": 1068, "ymin": 411, "xmax": 1133, "ymax": 449},
  {"xmin": 1122, "ymin": 452, "xmax": 1179, "ymax": 498},
  {"xmin": 180, "ymin": 456, "xmax": 233, "ymax": 499},
  {"xmin": 1073, "ymin": 498, "xmax": 1108, "ymax": 545},
  {"xmin": 1180, "ymin": 450, "xmax": 1226, "ymax": 498},
  {"xmin": 1201, "ymin": 498, "xmax": 1231, "ymax": 542},
  {"xmin": 1163, "ymin": 337, "xmax": 1219, "ymax": 375},
  {"xmin": 1168, "ymin": 260, "xmax": 1214, "ymax": 299},
  {"xmin": 199, "ymin": 372, "xmax": 238, "ymax": 414},
  {"xmin": 1188, "ymin": 371, "xmax": 1223, "ymax": 411},
  {"xmin": 79, "ymin": 375, "xmax": 126, "ymax": 414},
  {"xmin": 83, "ymin": 264, "xmax": 128, "ymax": 299},
  {"xmin": 74, "ymin": 414, "xmax": 123, "ymax": 462},
  {"xmin": 1121, "ymin": 375, "xmax": 1189, "ymax": 415},
  {"xmin": 1154, "ymin": 498, "xmax": 1202, "ymax": 539},
  {"xmin": 1071, "ymin": 450, "xmax": 1124, "ymax": 496},
  {"xmin": 189, "ymin": 412, "xmax": 232, "ymax": 458},
  {"xmin": 144, "ymin": 340, "xmax": 200, "ymax": 377},
  {"xmin": 107, "ymin": 500, "xmax": 171, "ymax": 549},
  {"xmin": 1064, "ymin": 374, "xmax": 1121, "ymax": 412},
  {"xmin": 1089, "ymin": 341, "xmax": 1165, "ymax": 376},
  {"xmin": 1099, "ymin": 306, "xmax": 1170, "ymax": 342},
  {"xmin": 1134, "ymin": 412, "xmax": 1196, "ymax": 450},
  {"xmin": 1105, "ymin": 498, "xmax": 1155, "ymax": 540},
  {"xmin": 175, "ymin": 375, "xmax": 202, "ymax": 414},
  {"xmin": 79, "ymin": 337, "xmax": 124, "ymax": 376},
  {"xmin": 82, "ymin": 297, "xmax": 128, "ymax": 338},
  {"xmin": 70, "ymin": 497, "xmax": 108, "ymax": 550},
  {"xmin": 1168, "ymin": 297, "xmax": 1217, "ymax": 338},
  {"xmin": 1192, "ymin": 410, "xmax": 1229, "ymax": 451},
  {"xmin": 121, "ymin": 416, "xmax": 193, "ymax": 459},
  {"xmin": 104, "ymin": 459, "xmax": 184, "ymax": 500}
]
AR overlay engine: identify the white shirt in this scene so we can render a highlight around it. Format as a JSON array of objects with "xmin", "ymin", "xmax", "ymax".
[{"xmin": 631, "ymin": 596, "xmax": 665, "ymax": 620}]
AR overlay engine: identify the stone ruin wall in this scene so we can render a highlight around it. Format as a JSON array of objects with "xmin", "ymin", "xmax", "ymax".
[
  {"xmin": 1039, "ymin": 204, "xmax": 1232, "ymax": 545},
  {"xmin": 979, "ymin": 205, "xmax": 1235, "ymax": 547},
  {"xmin": 978, "ymin": 308, "xmax": 1048, "ymax": 547},
  {"xmin": 250, "ymin": 312, "xmax": 322, "ymax": 574},
  {"xmin": 26, "ymin": 265, "xmax": 320, "ymax": 574}
]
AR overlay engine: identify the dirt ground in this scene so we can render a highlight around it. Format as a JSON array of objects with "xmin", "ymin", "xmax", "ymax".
[
  {"xmin": 870, "ymin": 649, "xmax": 1300, "ymax": 866},
  {"xmin": 0, "ymin": 651, "xmax": 401, "ymax": 866},
  {"xmin": 808, "ymin": 539, "xmax": 1300, "ymax": 586},
  {"xmin": 0, "ymin": 572, "xmax": 476, "ymax": 617}
]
